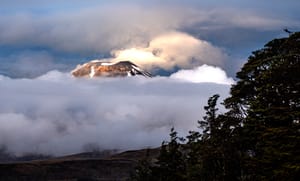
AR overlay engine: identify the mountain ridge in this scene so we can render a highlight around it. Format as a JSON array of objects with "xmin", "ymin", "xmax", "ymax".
[{"xmin": 0, "ymin": 148, "xmax": 160, "ymax": 180}]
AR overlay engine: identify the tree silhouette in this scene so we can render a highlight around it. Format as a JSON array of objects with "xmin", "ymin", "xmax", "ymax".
[{"xmin": 224, "ymin": 31, "xmax": 300, "ymax": 180}]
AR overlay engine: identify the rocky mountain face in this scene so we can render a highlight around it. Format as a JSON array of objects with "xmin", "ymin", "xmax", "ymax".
[{"xmin": 71, "ymin": 60, "xmax": 152, "ymax": 78}]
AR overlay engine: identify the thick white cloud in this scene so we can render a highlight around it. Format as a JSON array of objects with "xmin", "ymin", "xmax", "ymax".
[
  {"xmin": 170, "ymin": 64, "xmax": 235, "ymax": 85},
  {"xmin": 86, "ymin": 31, "xmax": 226, "ymax": 72},
  {"xmin": 0, "ymin": 71, "xmax": 231, "ymax": 156}
]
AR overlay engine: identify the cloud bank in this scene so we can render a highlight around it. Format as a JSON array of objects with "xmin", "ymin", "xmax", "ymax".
[{"xmin": 0, "ymin": 68, "xmax": 232, "ymax": 156}]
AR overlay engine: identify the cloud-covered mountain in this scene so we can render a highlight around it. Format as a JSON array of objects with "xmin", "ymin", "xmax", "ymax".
[{"xmin": 0, "ymin": 65, "xmax": 232, "ymax": 156}]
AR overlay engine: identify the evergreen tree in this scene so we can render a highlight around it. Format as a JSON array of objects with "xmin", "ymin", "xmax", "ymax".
[
  {"xmin": 197, "ymin": 94, "xmax": 224, "ymax": 180},
  {"xmin": 131, "ymin": 128, "xmax": 186, "ymax": 181},
  {"xmin": 189, "ymin": 94, "xmax": 241, "ymax": 181},
  {"xmin": 153, "ymin": 127, "xmax": 187, "ymax": 181}
]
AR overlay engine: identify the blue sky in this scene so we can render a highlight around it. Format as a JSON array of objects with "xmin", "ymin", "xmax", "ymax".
[{"xmin": 0, "ymin": 0, "xmax": 299, "ymax": 78}]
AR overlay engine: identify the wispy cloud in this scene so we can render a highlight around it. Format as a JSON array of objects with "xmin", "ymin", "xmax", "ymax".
[{"xmin": 0, "ymin": 5, "xmax": 294, "ymax": 53}]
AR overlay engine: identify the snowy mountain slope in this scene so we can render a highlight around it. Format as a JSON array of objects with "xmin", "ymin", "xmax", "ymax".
[{"xmin": 71, "ymin": 60, "xmax": 152, "ymax": 78}]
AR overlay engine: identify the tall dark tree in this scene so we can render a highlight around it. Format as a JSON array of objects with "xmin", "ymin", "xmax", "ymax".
[
  {"xmin": 197, "ymin": 94, "xmax": 225, "ymax": 180},
  {"xmin": 193, "ymin": 94, "xmax": 241, "ymax": 181},
  {"xmin": 185, "ymin": 95, "xmax": 222, "ymax": 181},
  {"xmin": 225, "ymin": 32, "xmax": 300, "ymax": 180}
]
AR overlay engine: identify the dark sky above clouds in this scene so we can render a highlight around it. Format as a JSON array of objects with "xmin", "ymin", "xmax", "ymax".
[
  {"xmin": 0, "ymin": 0, "xmax": 299, "ymax": 77},
  {"xmin": 0, "ymin": 0, "xmax": 299, "ymax": 156}
]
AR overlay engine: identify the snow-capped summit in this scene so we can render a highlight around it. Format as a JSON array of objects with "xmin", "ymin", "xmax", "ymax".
[{"xmin": 71, "ymin": 60, "xmax": 152, "ymax": 78}]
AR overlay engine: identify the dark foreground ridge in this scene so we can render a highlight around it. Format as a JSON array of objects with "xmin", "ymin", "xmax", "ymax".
[{"xmin": 0, "ymin": 148, "xmax": 159, "ymax": 181}]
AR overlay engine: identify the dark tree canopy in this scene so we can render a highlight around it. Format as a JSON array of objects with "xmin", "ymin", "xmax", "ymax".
[
  {"xmin": 224, "ymin": 32, "xmax": 300, "ymax": 180},
  {"xmin": 225, "ymin": 32, "xmax": 300, "ymax": 123}
]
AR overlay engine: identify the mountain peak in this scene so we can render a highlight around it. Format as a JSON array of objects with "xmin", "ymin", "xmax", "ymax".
[{"xmin": 71, "ymin": 60, "xmax": 152, "ymax": 78}]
